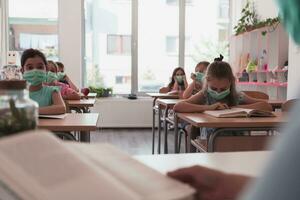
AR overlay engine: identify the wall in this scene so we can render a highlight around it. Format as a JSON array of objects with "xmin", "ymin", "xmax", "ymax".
[
  {"xmin": 287, "ymin": 40, "xmax": 300, "ymax": 99},
  {"xmin": 58, "ymin": 0, "xmax": 83, "ymax": 87}
]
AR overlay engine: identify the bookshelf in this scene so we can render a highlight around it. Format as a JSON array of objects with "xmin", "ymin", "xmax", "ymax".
[{"xmin": 230, "ymin": 24, "xmax": 289, "ymax": 100}]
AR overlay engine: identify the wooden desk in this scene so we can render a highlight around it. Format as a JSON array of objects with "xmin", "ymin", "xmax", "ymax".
[
  {"xmin": 156, "ymin": 99, "xmax": 181, "ymax": 154},
  {"xmin": 146, "ymin": 93, "xmax": 179, "ymax": 154},
  {"xmin": 66, "ymin": 99, "xmax": 96, "ymax": 113},
  {"xmin": 81, "ymin": 92, "xmax": 97, "ymax": 99},
  {"xmin": 174, "ymin": 112, "xmax": 287, "ymax": 153},
  {"xmin": 135, "ymin": 151, "xmax": 270, "ymax": 177},
  {"xmin": 38, "ymin": 113, "xmax": 99, "ymax": 142}
]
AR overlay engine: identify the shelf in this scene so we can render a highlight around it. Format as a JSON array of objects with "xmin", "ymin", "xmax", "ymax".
[
  {"xmin": 237, "ymin": 82, "xmax": 287, "ymax": 87},
  {"xmin": 237, "ymin": 69, "xmax": 288, "ymax": 74}
]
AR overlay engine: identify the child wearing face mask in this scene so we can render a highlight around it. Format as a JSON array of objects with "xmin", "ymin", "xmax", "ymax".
[
  {"xmin": 46, "ymin": 61, "xmax": 80, "ymax": 100},
  {"xmin": 21, "ymin": 49, "xmax": 66, "ymax": 115},
  {"xmin": 159, "ymin": 67, "xmax": 188, "ymax": 97},
  {"xmin": 174, "ymin": 56, "xmax": 272, "ymax": 144},
  {"xmin": 182, "ymin": 61, "xmax": 210, "ymax": 99}
]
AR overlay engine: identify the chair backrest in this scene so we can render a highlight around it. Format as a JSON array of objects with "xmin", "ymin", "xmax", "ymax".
[
  {"xmin": 242, "ymin": 91, "xmax": 269, "ymax": 100},
  {"xmin": 282, "ymin": 99, "xmax": 300, "ymax": 112}
]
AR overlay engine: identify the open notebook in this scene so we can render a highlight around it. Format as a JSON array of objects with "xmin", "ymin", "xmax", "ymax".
[
  {"xmin": 0, "ymin": 130, "xmax": 195, "ymax": 200},
  {"xmin": 204, "ymin": 108, "xmax": 275, "ymax": 118}
]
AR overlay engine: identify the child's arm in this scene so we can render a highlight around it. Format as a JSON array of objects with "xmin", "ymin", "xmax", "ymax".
[
  {"xmin": 235, "ymin": 102, "xmax": 273, "ymax": 111},
  {"xmin": 64, "ymin": 91, "xmax": 81, "ymax": 100},
  {"xmin": 182, "ymin": 81, "xmax": 196, "ymax": 99},
  {"xmin": 174, "ymin": 92, "xmax": 227, "ymax": 113},
  {"xmin": 159, "ymin": 87, "xmax": 170, "ymax": 93},
  {"xmin": 183, "ymin": 75, "xmax": 188, "ymax": 89},
  {"xmin": 39, "ymin": 91, "xmax": 66, "ymax": 115},
  {"xmin": 235, "ymin": 92, "xmax": 272, "ymax": 111},
  {"xmin": 65, "ymin": 75, "xmax": 79, "ymax": 92}
]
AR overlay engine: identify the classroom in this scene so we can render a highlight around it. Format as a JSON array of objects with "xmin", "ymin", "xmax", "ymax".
[{"xmin": 0, "ymin": 0, "xmax": 299, "ymax": 199}]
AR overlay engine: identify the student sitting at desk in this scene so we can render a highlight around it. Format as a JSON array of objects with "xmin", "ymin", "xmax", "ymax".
[
  {"xmin": 21, "ymin": 49, "xmax": 66, "ymax": 115},
  {"xmin": 159, "ymin": 67, "xmax": 188, "ymax": 98},
  {"xmin": 56, "ymin": 61, "xmax": 91, "ymax": 96},
  {"xmin": 182, "ymin": 61, "xmax": 210, "ymax": 99},
  {"xmin": 174, "ymin": 56, "xmax": 272, "ymax": 140},
  {"xmin": 46, "ymin": 61, "xmax": 81, "ymax": 100}
]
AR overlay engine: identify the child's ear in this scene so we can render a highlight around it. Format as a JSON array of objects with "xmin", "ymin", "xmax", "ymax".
[{"xmin": 20, "ymin": 67, "xmax": 24, "ymax": 73}]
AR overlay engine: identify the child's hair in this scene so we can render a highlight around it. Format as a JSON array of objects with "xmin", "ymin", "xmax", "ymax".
[
  {"xmin": 56, "ymin": 62, "xmax": 64, "ymax": 72},
  {"xmin": 47, "ymin": 60, "xmax": 58, "ymax": 73},
  {"xmin": 214, "ymin": 54, "xmax": 224, "ymax": 62},
  {"xmin": 168, "ymin": 67, "xmax": 185, "ymax": 89},
  {"xmin": 21, "ymin": 48, "xmax": 47, "ymax": 67},
  {"xmin": 195, "ymin": 61, "xmax": 210, "ymax": 71},
  {"xmin": 203, "ymin": 60, "xmax": 238, "ymax": 106}
]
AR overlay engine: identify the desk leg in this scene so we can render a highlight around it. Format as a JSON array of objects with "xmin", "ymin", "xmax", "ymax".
[
  {"xmin": 82, "ymin": 106, "xmax": 90, "ymax": 113},
  {"xmin": 174, "ymin": 113, "xmax": 179, "ymax": 153},
  {"xmin": 157, "ymin": 105, "xmax": 162, "ymax": 154},
  {"xmin": 151, "ymin": 98, "xmax": 157, "ymax": 154},
  {"xmin": 163, "ymin": 106, "xmax": 169, "ymax": 154},
  {"xmin": 80, "ymin": 131, "xmax": 90, "ymax": 142}
]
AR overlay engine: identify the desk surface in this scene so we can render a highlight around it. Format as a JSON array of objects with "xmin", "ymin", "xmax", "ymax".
[
  {"xmin": 146, "ymin": 93, "xmax": 179, "ymax": 99},
  {"xmin": 156, "ymin": 99, "xmax": 181, "ymax": 106},
  {"xmin": 135, "ymin": 151, "xmax": 270, "ymax": 176},
  {"xmin": 66, "ymin": 99, "xmax": 96, "ymax": 107},
  {"xmin": 81, "ymin": 92, "xmax": 97, "ymax": 99},
  {"xmin": 177, "ymin": 112, "xmax": 287, "ymax": 128},
  {"xmin": 38, "ymin": 113, "xmax": 99, "ymax": 132}
]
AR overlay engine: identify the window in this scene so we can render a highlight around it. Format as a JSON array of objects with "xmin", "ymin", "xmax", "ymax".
[
  {"xmin": 166, "ymin": 36, "xmax": 191, "ymax": 55},
  {"xmin": 166, "ymin": 0, "xmax": 193, "ymax": 6},
  {"xmin": 84, "ymin": 0, "xmax": 132, "ymax": 94},
  {"xmin": 107, "ymin": 34, "xmax": 131, "ymax": 55},
  {"xmin": 219, "ymin": 0, "xmax": 230, "ymax": 19},
  {"xmin": 185, "ymin": 0, "xmax": 230, "ymax": 74},
  {"xmin": 138, "ymin": 0, "xmax": 179, "ymax": 93},
  {"xmin": 84, "ymin": 0, "xmax": 230, "ymax": 94},
  {"xmin": 166, "ymin": 36, "xmax": 178, "ymax": 54},
  {"xmin": 8, "ymin": 0, "xmax": 58, "ymax": 61}
]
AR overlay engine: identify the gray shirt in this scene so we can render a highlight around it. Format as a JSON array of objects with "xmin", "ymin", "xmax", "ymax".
[{"xmin": 240, "ymin": 100, "xmax": 300, "ymax": 199}]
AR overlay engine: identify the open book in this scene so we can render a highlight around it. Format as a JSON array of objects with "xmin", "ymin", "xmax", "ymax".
[
  {"xmin": 0, "ymin": 130, "xmax": 195, "ymax": 200},
  {"xmin": 204, "ymin": 108, "xmax": 275, "ymax": 118},
  {"xmin": 38, "ymin": 114, "xmax": 67, "ymax": 119}
]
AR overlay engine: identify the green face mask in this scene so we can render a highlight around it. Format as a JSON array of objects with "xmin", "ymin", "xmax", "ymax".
[
  {"xmin": 57, "ymin": 72, "xmax": 66, "ymax": 81},
  {"xmin": 276, "ymin": 0, "xmax": 300, "ymax": 44},
  {"xmin": 207, "ymin": 87, "xmax": 230, "ymax": 100},
  {"xmin": 23, "ymin": 70, "xmax": 46, "ymax": 86},
  {"xmin": 176, "ymin": 75, "xmax": 184, "ymax": 85},
  {"xmin": 46, "ymin": 71, "xmax": 58, "ymax": 83},
  {"xmin": 195, "ymin": 72, "xmax": 204, "ymax": 82}
]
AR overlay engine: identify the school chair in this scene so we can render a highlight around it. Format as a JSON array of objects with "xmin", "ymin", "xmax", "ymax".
[
  {"xmin": 282, "ymin": 99, "xmax": 300, "ymax": 112},
  {"xmin": 242, "ymin": 91, "xmax": 269, "ymax": 100}
]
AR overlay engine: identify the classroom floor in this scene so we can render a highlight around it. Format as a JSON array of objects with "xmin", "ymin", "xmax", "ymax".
[{"xmin": 91, "ymin": 128, "xmax": 185, "ymax": 155}]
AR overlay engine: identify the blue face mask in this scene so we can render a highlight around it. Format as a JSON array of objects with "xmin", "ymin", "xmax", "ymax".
[
  {"xmin": 207, "ymin": 87, "xmax": 230, "ymax": 100},
  {"xmin": 23, "ymin": 70, "xmax": 46, "ymax": 86},
  {"xmin": 195, "ymin": 72, "xmax": 204, "ymax": 82},
  {"xmin": 276, "ymin": 0, "xmax": 300, "ymax": 44},
  {"xmin": 176, "ymin": 75, "xmax": 184, "ymax": 85}
]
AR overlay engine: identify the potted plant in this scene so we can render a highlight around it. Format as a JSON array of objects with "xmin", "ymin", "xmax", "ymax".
[{"xmin": 89, "ymin": 86, "xmax": 113, "ymax": 97}]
